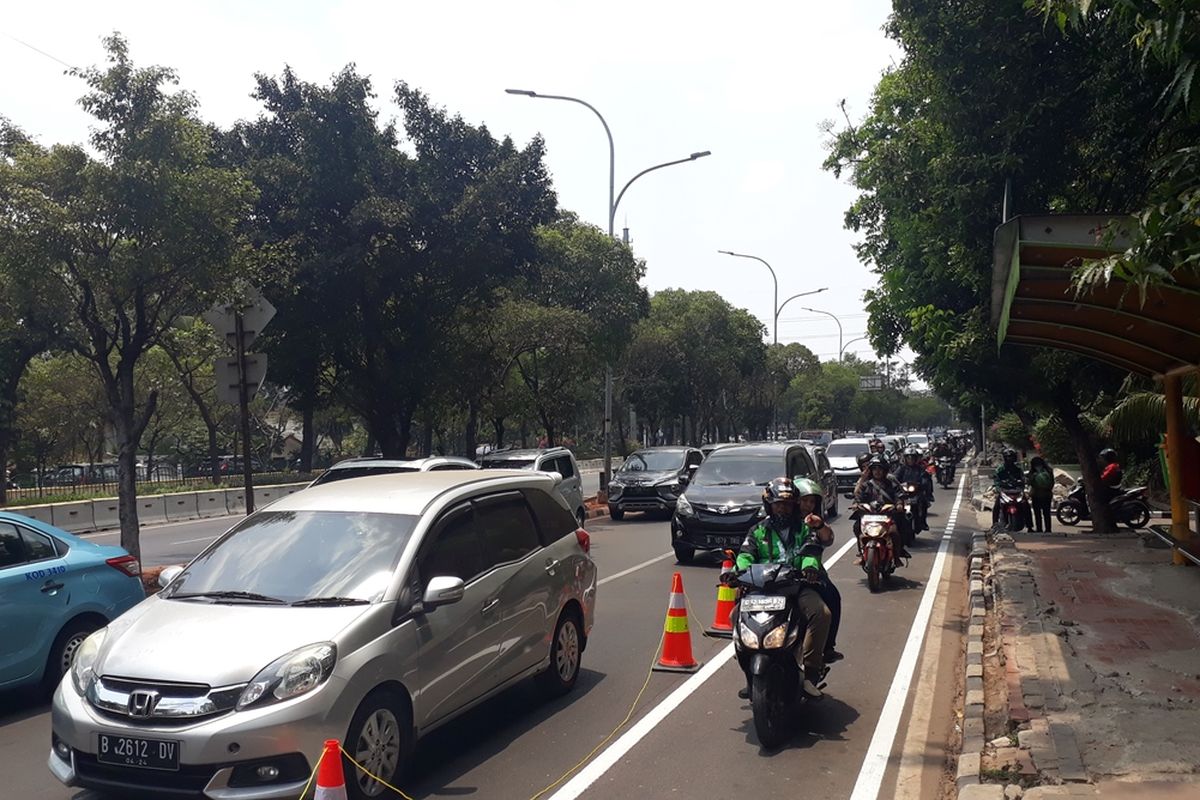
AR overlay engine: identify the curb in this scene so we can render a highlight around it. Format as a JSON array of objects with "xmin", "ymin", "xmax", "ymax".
[{"xmin": 956, "ymin": 528, "xmax": 990, "ymax": 792}]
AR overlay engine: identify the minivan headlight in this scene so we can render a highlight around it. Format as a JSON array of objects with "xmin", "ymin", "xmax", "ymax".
[
  {"xmin": 236, "ymin": 643, "xmax": 336, "ymax": 710},
  {"xmin": 675, "ymin": 495, "xmax": 694, "ymax": 516},
  {"xmin": 71, "ymin": 628, "xmax": 107, "ymax": 697}
]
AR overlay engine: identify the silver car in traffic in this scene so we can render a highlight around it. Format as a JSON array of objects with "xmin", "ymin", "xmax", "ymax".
[{"xmin": 49, "ymin": 471, "xmax": 596, "ymax": 800}]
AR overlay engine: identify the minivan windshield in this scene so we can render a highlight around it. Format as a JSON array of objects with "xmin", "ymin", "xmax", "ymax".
[
  {"xmin": 164, "ymin": 511, "xmax": 418, "ymax": 605},
  {"xmin": 826, "ymin": 442, "xmax": 869, "ymax": 458},
  {"xmin": 621, "ymin": 451, "xmax": 685, "ymax": 472},
  {"xmin": 313, "ymin": 465, "xmax": 417, "ymax": 485},
  {"xmin": 691, "ymin": 456, "xmax": 781, "ymax": 487}
]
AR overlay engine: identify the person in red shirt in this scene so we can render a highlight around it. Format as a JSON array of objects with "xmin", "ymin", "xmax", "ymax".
[{"xmin": 1099, "ymin": 448, "xmax": 1122, "ymax": 504}]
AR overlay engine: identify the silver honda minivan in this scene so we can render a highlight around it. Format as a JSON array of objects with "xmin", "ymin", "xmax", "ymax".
[{"xmin": 48, "ymin": 471, "xmax": 596, "ymax": 800}]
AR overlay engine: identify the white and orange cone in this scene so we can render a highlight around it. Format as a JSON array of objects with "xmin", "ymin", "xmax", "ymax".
[
  {"xmin": 653, "ymin": 572, "xmax": 701, "ymax": 673},
  {"xmin": 315, "ymin": 739, "xmax": 348, "ymax": 800},
  {"xmin": 705, "ymin": 558, "xmax": 737, "ymax": 638}
]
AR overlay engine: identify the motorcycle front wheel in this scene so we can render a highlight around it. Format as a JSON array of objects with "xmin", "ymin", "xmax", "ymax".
[
  {"xmin": 751, "ymin": 662, "xmax": 796, "ymax": 750},
  {"xmin": 864, "ymin": 546, "xmax": 882, "ymax": 593},
  {"xmin": 1056, "ymin": 502, "xmax": 1082, "ymax": 527},
  {"xmin": 1006, "ymin": 510, "xmax": 1024, "ymax": 532},
  {"xmin": 1122, "ymin": 503, "xmax": 1151, "ymax": 530}
]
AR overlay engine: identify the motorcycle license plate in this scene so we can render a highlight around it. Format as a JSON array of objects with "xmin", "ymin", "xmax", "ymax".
[
  {"xmin": 741, "ymin": 595, "xmax": 786, "ymax": 612},
  {"xmin": 862, "ymin": 514, "xmax": 890, "ymax": 524}
]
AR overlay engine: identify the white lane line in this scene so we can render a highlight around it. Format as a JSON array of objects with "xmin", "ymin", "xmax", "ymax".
[
  {"xmin": 548, "ymin": 535, "xmax": 858, "ymax": 800},
  {"xmin": 172, "ymin": 535, "xmax": 219, "ymax": 546},
  {"xmin": 597, "ymin": 552, "xmax": 675, "ymax": 586},
  {"xmin": 848, "ymin": 474, "xmax": 967, "ymax": 800}
]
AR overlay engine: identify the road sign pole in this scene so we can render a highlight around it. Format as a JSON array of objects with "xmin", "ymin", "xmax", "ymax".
[{"xmin": 235, "ymin": 311, "xmax": 256, "ymax": 514}]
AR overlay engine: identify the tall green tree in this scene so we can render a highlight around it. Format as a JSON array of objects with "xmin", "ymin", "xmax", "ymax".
[
  {"xmin": 822, "ymin": 1, "xmax": 1190, "ymax": 527},
  {"xmin": 1, "ymin": 36, "xmax": 254, "ymax": 556}
]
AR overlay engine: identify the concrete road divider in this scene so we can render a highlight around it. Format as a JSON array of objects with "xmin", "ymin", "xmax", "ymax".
[
  {"xmin": 14, "ymin": 504, "xmax": 54, "ymax": 525},
  {"xmin": 225, "ymin": 488, "xmax": 247, "ymax": 514},
  {"xmin": 253, "ymin": 486, "xmax": 282, "ymax": 509},
  {"xmin": 163, "ymin": 493, "xmax": 199, "ymax": 522},
  {"xmin": 196, "ymin": 491, "xmax": 226, "ymax": 518},
  {"xmin": 136, "ymin": 496, "xmax": 168, "ymax": 527},
  {"xmin": 92, "ymin": 499, "xmax": 121, "ymax": 531},
  {"xmin": 51, "ymin": 501, "xmax": 95, "ymax": 534}
]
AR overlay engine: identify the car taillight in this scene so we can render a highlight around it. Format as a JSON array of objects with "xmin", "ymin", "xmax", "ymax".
[
  {"xmin": 106, "ymin": 555, "xmax": 141, "ymax": 577},
  {"xmin": 575, "ymin": 529, "xmax": 591, "ymax": 554}
]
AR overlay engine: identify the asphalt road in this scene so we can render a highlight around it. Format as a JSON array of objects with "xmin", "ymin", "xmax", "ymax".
[{"xmin": 1, "ymin": 479, "xmax": 970, "ymax": 800}]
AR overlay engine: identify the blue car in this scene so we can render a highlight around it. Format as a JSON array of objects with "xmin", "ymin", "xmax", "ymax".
[{"xmin": 0, "ymin": 512, "xmax": 144, "ymax": 693}]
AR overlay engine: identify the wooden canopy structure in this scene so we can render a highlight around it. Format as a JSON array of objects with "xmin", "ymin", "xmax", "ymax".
[{"xmin": 991, "ymin": 214, "xmax": 1200, "ymax": 562}]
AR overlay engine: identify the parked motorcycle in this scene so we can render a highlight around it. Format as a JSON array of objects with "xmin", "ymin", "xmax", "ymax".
[
  {"xmin": 1056, "ymin": 484, "xmax": 1152, "ymax": 529},
  {"xmin": 935, "ymin": 457, "xmax": 956, "ymax": 488},
  {"xmin": 995, "ymin": 483, "xmax": 1032, "ymax": 532},
  {"xmin": 855, "ymin": 501, "xmax": 902, "ymax": 592},
  {"xmin": 731, "ymin": 560, "xmax": 829, "ymax": 749}
]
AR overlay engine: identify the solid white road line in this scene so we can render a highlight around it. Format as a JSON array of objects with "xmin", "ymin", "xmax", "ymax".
[
  {"xmin": 597, "ymin": 552, "xmax": 676, "ymax": 586},
  {"xmin": 547, "ymin": 535, "xmax": 858, "ymax": 800},
  {"xmin": 848, "ymin": 474, "xmax": 967, "ymax": 800},
  {"xmin": 172, "ymin": 535, "xmax": 219, "ymax": 546}
]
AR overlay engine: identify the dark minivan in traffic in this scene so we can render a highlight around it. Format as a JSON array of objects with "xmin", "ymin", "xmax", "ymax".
[
  {"xmin": 669, "ymin": 443, "xmax": 818, "ymax": 563},
  {"xmin": 607, "ymin": 447, "xmax": 704, "ymax": 520}
]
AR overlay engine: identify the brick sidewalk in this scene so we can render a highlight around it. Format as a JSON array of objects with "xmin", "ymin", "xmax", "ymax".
[{"xmin": 985, "ymin": 528, "xmax": 1200, "ymax": 793}]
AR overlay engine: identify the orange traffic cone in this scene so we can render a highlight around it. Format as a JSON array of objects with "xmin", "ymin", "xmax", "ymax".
[
  {"xmin": 315, "ymin": 739, "xmax": 348, "ymax": 800},
  {"xmin": 705, "ymin": 559, "xmax": 737, "ymax": 638},
  {"xmin": 653, "ymin": 572, "xmax": 701, "ymax": 673}
]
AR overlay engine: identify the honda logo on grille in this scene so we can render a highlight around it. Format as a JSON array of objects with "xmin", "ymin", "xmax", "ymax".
[{"xmin": 128, "ymin": 689, "xmax": 159, "ymax": 718}]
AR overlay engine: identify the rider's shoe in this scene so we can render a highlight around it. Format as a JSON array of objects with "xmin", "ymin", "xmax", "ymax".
[
  {"xmin": 802, "ymin": 668, "xmax": 824, "ymax": 699},
  {"xmin": 823, "ymin": 648, "xmax": 844, "ymax": 663},
  {"xmin": 737, "ymin": 686, "xmax": 750, "ymax": 700}
]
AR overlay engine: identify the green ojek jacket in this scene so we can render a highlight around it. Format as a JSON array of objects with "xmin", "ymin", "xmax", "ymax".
[{"xmin": 736, "ymin": 521, "xmax": 823, "ymax": 572}]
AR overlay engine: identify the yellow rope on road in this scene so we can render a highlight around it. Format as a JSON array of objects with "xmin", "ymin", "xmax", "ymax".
[
  {"xmin": 340, "ymin": 744, "xmax": 416, "ymax": 800},
  {"xmin": 526, "ymin": 627, "xmax": 667, "ymax": 800}
]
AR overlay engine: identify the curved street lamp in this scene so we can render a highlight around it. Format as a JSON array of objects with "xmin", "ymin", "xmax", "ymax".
[
  {"xmin": 802, "ymin": 307, "xmax": 843, "ymax": 360},
  {"xmin": 840, "ymin": 335, "xmax": 869, "ymax": 360},
  {"xmin": 505, "ymin": 88, "xmax": 711, "ymax": 488}
]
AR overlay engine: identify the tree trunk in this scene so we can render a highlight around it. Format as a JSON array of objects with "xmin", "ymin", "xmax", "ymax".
[
  {"xmin": 299, "ymin": 399, "xmax": 315, "ymax": 473},
  {"xmin": 207, "ymin": 423, "xmax": 220, "ymax": 485},
  {"xmin": 421, "ymin": 421, "xmax": 434, "ymax": 458},
  {"xmin": 465, "ymin": 402, "xmax": 478, "ymax": 461},
  {"xmin": 112, "ymin": 406, "xmax": 143, "ymax": 561},
  {"xmin": 1055, "ymin": 394, "xmax": 1115, "ymax": 533},
  {"xmin": 492, "ymin": 417, "xmax": 505, "ymax": 449}
]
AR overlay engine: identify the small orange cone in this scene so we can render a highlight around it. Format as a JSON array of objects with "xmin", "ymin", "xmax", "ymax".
[
  {"xmin": 705, "ymin": 559, "xmax": 737, "ymax": 638},
  {"xmin": 653, "ymin": 572, "xmax": 701, "ymax": 673},
  {"xmin": 315, "ymin": 739, "xmax": 348, "ymax": 800}
]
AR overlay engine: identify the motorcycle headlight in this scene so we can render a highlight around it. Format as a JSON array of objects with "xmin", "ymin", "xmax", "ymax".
[
  {"xmin": 739, "ymin": 626, "xmax": 760, "ymax": 649},
  {"xmin": 762, "ymin": 624, "xmax": 788, "ymax": 649},
  {"xmin": 71, "ymin": 628, "xmax": 107, "ymax": 697},
  {"xmin": 675, "ymin": 495, "xmax": 694, "ymax": 516},
  {"xmin": 237, "ymin": 643, "xmax": 336, "ymax": 710}
]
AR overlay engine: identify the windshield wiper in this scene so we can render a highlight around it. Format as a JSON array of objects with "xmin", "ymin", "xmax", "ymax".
[
  {"xmin": 170, "ymin": 590, "xmax": 286, "ymax": 604},
  {"xmin": 291, "ymin": 596, "xmax": 370, "ymax": 607},
  {"xmin": 708, "ymin": 480, "xmax": 749, "ymax": 486}
]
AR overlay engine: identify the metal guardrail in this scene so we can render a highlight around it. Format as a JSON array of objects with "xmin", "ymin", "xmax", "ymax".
[{"xmin": 1147, "ymin": 524, "xmax": 1200, "ymax": 567}]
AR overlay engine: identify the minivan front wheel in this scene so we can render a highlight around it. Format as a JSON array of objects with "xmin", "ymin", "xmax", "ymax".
[
  {"xmin": 345, "ymin": 690, "xmax": 410, "ymax": 799},
  {"xmin": 536, "ymin": 609, "xmax": 582, "ymax": 698}
]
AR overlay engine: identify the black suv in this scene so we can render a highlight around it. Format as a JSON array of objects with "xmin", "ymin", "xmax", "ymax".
[
  {"xmin": 607, "ymin": 447, "xmax": 704, "ymax": 520},
  {"xmin": 670, "ymin": 442, "xmax": 818, "ymax": 563}
]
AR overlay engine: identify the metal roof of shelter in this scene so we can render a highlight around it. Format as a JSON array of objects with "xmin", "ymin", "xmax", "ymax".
[{"xmin": 990, "ymin": 214, "xmax": 1200, "ymax": 379}]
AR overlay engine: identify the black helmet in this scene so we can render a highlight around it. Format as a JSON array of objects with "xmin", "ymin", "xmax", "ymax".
[
  {"xmin": 1003, "ymin": 448, "xmax": 1018, "ymax": 462},
  {"xmin": 867, "ymin": 454, "xmax": 889, "ymax": 471},
  {"xmin": 856, "ymin": 452, "xmax": 871, "ymax": 468},
  {"xmin": 1099, "ymin": 448, "xmax": 1117, "ymax": 463},
  {"xmin": 868, "ymin": 438, "xmax": 884, "ymax": 451},
  {"xmin": 762, "ymin": 477, "xmax": 798, "ymax": 507},
  {"xmin": 904, "ymin": 446, "xmax": 920, "ymax": 460}
]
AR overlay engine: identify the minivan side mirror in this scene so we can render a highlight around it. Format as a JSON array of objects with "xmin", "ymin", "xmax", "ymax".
[
  {"xmin": 158, "ymin": 565, "xmax": 184, "ymax": 589},
  {"xmin": 422, "ymin": 576, "xmax": 465, "ymax": 610}
]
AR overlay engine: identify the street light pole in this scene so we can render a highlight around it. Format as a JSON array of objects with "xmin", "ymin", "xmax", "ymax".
[
  {"xmin": 840, "ymin": 335, "xmax": 868, "ymax": 361},
  {"xmin": 775, "ymin": 289, "xmax": 828, "ymax": 329},
  {"xmin": 506, "ymin": 88, "xmax": 710, "ymax": 487},
  {"xmin": 802, "ymin": 307, "xmax": 843, "ymax": 361},
  {"xmin": 718, "ymin": 251, "xmax": 779, "ymax": 344}
]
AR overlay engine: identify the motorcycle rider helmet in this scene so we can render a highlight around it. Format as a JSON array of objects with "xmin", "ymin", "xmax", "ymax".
[
  {"xmin": 903, "ymin": 446, "xmax": 921, "ymax": 465},
  {"xmin": 867, "ymin": 454, "xmax": 889, "ymax": 475},
  {"xmin": 856, "ymin": 452, "xmax": 871, "ymax": 470},
  {"xmin": 1003, "ymin": 448, "xmax": 1018, "ymax": 464},
  {"xmin": 1099, "ymin": 447, "xmax": 1117, "ymax": 463},
  {"xmin": 868, "ymin": 438, "xmax": 885, "ymax": 453},
  {"xmin": 763, "ymin": 474, "xmax": 801, "ymax": 525},
  {"xmin": 792, "ymin": 477, "xmax": 825, "ymax": 516}
]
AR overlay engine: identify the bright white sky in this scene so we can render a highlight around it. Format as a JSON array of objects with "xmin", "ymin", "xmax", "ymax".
[{"xmin": 2, "ymin": 0, "xmax": 914, "ymax": 368}]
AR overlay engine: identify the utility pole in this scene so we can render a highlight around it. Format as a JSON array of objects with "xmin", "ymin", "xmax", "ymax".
[{"xmin": 234, "ymin": 311, "xmax": 255, "ymax": 513}]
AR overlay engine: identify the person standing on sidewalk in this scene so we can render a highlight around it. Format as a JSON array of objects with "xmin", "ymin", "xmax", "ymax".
[{"xmin": 1027, "ymin": 456, "xmax": 1055, "ymax": 533}]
